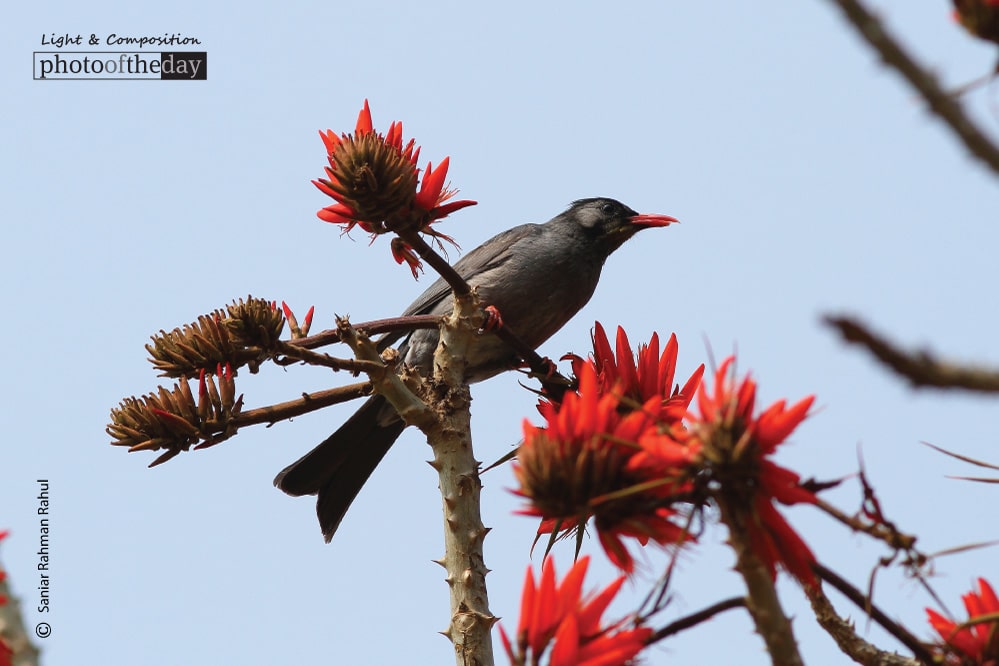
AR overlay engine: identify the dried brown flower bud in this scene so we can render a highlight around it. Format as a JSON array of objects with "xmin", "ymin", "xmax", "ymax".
[
  {"xmin": 107, "ymin": 365, "xmax": 242, "ymax": 466},
  {"xmin": 145, "ymin": 296, "xmax": 283, "ymax": 377}
]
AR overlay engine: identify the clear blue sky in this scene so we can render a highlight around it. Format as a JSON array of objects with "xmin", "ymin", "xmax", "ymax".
[{"xmin": 4, "ymin": 1, "xmax": 999, "ymax": 664}]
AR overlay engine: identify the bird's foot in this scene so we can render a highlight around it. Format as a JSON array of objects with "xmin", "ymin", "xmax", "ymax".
[
  {"xmin": 516, "ymin": 355, "xmax": 558, "ymax": 378},
  {"xmin": 479, "ymin": 305, "xmax": 505, "ymax": 333}
]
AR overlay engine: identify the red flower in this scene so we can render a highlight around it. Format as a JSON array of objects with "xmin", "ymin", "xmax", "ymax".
[
  {"xmin": 685, "ymin": 357, "xmax": 818, "ymax": 587},
  {"xmin": 499, "ymin": 556, "xmax": 651, "ymax": 666},
  {"xmin": 314, "ymin": 100, "xmax": 420, "ymax": 230},
  {"xmin": 564, "ymin": 323, "xmax": 704, "ymax": 424},
  {"xmin": 927, "ymin": 578, "xmax": 999, "ymax": 665},
  {"xmin": 515, "ymin": 362, "xmax": 692, "ymax": 572},
  {"xmin": 312, "ymin": 101, "xmax": 475, "ymax": 273}
]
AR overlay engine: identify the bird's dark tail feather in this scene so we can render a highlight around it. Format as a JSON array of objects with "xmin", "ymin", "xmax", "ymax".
[{"xmin": 273, "ymin": 395, "xmax": 406, "ymax": 542}]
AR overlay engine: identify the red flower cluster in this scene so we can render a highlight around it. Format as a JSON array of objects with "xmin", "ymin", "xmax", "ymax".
[
  {"xmin": 927, "ymin": 578, "xmax": 999, "ymax": 665},
  {"xmin": 680, "ymin": 357, "xmax": 818, "ymax": 587},
  {"xmin": 515, "ymin": 324, "xmax": 703, "ymax": 572},
  {"xmin": 517, "ymin": 326, "xmax": 820, "ymax": 586},
  {"xmin": 313, "ymin": 101, "xmax": 476, "ymax": 276},
  {"xmin": 499, "ymin": 556, "xmax": 651, "ymax": 666}
]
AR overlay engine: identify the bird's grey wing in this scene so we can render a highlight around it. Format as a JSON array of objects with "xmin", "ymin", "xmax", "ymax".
[{"xmin": 376, "ymin": 224, "xmax": 538, "ymax": 350}]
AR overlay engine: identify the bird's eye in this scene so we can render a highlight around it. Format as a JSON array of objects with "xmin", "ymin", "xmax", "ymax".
[{"xmin": 601, "ymin": 202, "xmax": 616, "ymax": 214}]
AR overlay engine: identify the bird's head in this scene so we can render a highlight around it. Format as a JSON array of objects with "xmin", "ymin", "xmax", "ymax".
[{"xmin": 563, "ymin": 197, "xmax": 677, "ymax": 254}]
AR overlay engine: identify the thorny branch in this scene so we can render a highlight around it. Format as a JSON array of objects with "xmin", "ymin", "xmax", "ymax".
[{"xmin": 814, "ymin": 564, "xmax": 934, "ymax": 665}]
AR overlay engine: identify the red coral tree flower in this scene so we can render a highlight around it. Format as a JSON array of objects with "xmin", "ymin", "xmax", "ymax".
[
  {"xmin": 516, "ymin": 344, "xmax": 697, "ymax": 572},
  {"xmin": 681, "ymin": 357, "xmax": 819, "ymax": 587},
  {"xmin": 312, "ymin": 100, "xmax": 476, "ymax": 274},
  {"xmin": 927, "ymin": 577, "xmax": 999, "ymax": 665},
  {"xmin": 499, "ymin": 556, "xmax": 652, "ymax": 666},
  {"xmin": 565, "ymin": 322, "xmax": 704, "ymax": 424}
]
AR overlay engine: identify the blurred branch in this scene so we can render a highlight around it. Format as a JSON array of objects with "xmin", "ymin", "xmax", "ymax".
[
  {"xmin": 717, "ymin": 497, "xmax": 804, "ymax": 666},
  {"xmin": 647, "ymin": 597, "xmax": 746, "ymax": 644},
  {"xmin": 821, "ymin": 0, "xmax": 999, "ymax": 176},
  {"xmin": 826, "ymin": 315, "xmax": 999, "ymax": 391},
  {"xmin": 807, "ymin": 570, "xmax": 927, "ymax": 666},
  {"xmin": 814, "ymin": 496, "xmax": 916, "ymax": 552}
]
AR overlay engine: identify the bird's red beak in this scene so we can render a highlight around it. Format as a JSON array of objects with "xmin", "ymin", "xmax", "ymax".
[{"xmin": 629, "ymin": 213, "xmax": 678, "ymax": 228}]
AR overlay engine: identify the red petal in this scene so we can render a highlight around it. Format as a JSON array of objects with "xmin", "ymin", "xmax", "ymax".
[
  {"xmin": 415, "ymin": 157, "xmax": 450, "ymax": 211},
  {"xmin": 555, "ymin": 558, "xmax": 589, "ymax": 623},
  {"xmin": 318, "ymin": 129, "xmax": 341, "ymax": 154},
  {"xmin": 755, "ymin": 395, "xmax": 815, "ymax": 450},
  {"xmin": 312, "ymin": 179, "xmax": 341, "ymax": 198},
  {"xmin": 355, "ymin": 99, "xmax": 373, "ymax": 134},
  {"xmin": 752, "ymin": 498, "xmax": 818, "ymax": 587},
  {"xmin": 517, "ymin": 566, "xmax": 536, "ymax": 638},
  {"xmin": 574, "ymin": 633, "xmax": 650, "ymax": 666},
  {"xmin": 529, "ymin": 559, "xmax": 559, "ymax": 655},
  {"xmin": 615, "ymin": 326, "xmax": 639, "ymax": 396},
  {"xmin": 428, "ymin": 199, "xmax": 477, "ymax": 221},
  {"xmin": 385, "ymin": 121, "xmax": 403, "ymax": 150},
  {"xmin": 760, "ymin": 460, "xmax": 817, "ymax": 506},
  {"xmin": 598, "ymin": 529, "xmax": 635, "ymax": 573},
  {"xmin": 317, "ymin": 203, "xmax": 357, "ymax": 224},
  {"xmin": 977, "ymin": 578, "xmax": 999, "ymax": 612},
  {"xmin": 576, "ymin": 576, "xmax": 625, "ymax": 633},
  {"xmin": 549, "ymin": 612, "xmax": 581, "ymax": 666},
  {"xmin": 497, "ymin": 624, "xmax": 517, "ymax": 663}
]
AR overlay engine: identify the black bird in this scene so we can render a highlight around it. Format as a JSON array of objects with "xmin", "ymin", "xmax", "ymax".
[{"xmin": 274, "ymin": 197, "xmax": 676, "ymax": 541}]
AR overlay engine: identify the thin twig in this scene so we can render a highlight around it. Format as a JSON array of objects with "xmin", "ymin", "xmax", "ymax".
[
  {"xmin": 825, "ymin": 315, "xmax": 999, "ymax": 392},
  {"xmin": 273, "ymin": 340, "xmax": 388, "ymax": 375},
  {"xmin": 814, "ymin": 497, "xmax": 917, "ymax": 552},
  {"xmin": 821, "ymin": 0, "xmax": 999, "ymax": 176},
  {"xmin": 285, "ymin": 314, "xmax": 443, "ymax": 351}
]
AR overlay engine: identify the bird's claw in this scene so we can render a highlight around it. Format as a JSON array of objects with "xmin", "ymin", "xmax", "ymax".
[
  {"xmin": 479, "ymin": 305, "xmax": 504, "ymax": 333},
  {"xmin": 516, "ymin": 356, "xmax": 558, "ymax": 378}
]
